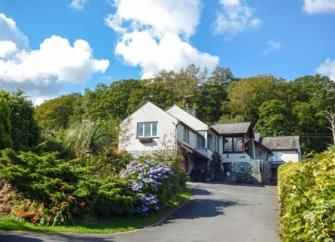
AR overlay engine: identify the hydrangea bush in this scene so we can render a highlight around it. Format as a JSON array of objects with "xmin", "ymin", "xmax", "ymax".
[{"xmin": 121, "ymin": 158, "xmax": 185, "ymax": 215}]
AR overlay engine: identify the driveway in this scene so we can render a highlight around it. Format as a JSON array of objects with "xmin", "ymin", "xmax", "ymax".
[{"xmin": 0, "ymin": 183, "xmax": 280, "ymax": 242}]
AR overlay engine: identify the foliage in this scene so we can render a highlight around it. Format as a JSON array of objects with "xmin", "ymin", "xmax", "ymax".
[
  {"xmin": 35, "ymin": 93, "xmax": 82, "ymax": 133},
  {"xmin": 0, "ymin": 147, "xmax": 187, "ymax": 226},
  {"xmin": 278, "ymin": 150, "xmax": 335, "ymax": 241},
  {"xmin": 0, "ymin": 97, "xmax": 12, "ymax": 148},
  {"xmin": 0, "ymin": 149, "xmax": 138, "ymax": 225},
  {"xmin": 0, "ymin": 90, "xmax": 40, "ymax": 150},
  {"xmin": 81, "ymin": 80, "xmax": 143, "ymax": 121},
  {"xmin": 255, "ymin": 99, "xmax": 292, "ymax": 136},
  {"xmin": 223, "ymin": 75, "xmax": 279, "ymax": 123},
  {"xmin": 194, "ymin": 83, "xmax": 227, "ymax": 123},
  {"xmin": 120, "ymin": 153, "xmax": 187, "ymax": 215},
  {"xmin": 64, "ymin": 119, "xmax": 119, "ymax": 157},
  {"xmin": 0, "ymin": 190, "xmax": 191, "ymax": 234}
]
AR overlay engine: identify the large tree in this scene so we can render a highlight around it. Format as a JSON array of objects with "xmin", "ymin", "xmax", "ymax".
[
  {"xmin": 81, "ymin": 80, "xmax": 143, "ymax": 121},
  {"xmin": 222, "ymin": 75, "xmax": 280, "ymax": 123},
  {"xmin": 35, "ymin": 93, "xmax": 82, "ymax": 132},
  {"xmin": 255, "ymin": 99, "xmax": 292, "ymax": 136},
  {"xmin": 0, "ymin": 90, "xmax": 40, "ymax": 150}
]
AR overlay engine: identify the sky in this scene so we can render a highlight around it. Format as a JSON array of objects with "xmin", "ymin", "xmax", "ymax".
[{"xmin": 0, "ymin": 0, "xmax": 335, "ymax": 104}]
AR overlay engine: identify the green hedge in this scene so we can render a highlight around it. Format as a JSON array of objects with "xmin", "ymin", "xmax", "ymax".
[{"xmin": 278, "ymin": 151, "xmax": 335, "ymax": 241}]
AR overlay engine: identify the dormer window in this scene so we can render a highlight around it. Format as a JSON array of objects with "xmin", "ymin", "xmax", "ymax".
[{"xmin": 137, "ymin": 122, "xmax": 157, "ymax": 138}]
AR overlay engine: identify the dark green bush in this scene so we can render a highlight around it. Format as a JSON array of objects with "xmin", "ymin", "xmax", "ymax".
[
  {"xmin": 0, "ymin": 149, "xmax": 138, "ymax": 225},
  {"xmin": 278, "ymin": 151, "xmax": 335, "ymax": 241}
]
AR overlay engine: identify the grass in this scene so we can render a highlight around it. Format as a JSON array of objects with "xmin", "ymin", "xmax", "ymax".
[{"xmin": 0, "ymin": 190, "xmax": 191, "ymax": 234}]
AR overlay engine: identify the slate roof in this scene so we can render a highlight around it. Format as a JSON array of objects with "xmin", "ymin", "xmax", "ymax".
[
  {"xmin": 211, "ymin": 122, "xmax": 251, "ymax": 135},
  {"xmin": 260, "ymin": 136, "xmax": 300, "ymax": 150}
]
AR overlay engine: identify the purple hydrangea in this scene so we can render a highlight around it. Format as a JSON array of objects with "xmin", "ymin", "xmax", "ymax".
[{"xmin": 120, "ymin": 159, "xmax": 174, "ymax": 214}]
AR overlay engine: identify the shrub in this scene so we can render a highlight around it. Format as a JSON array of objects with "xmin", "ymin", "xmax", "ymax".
[
  {"xmin": 278, "ymin": 151, "xmax": 335, "ymax": 241},
  {"xmin": 0, "ymin": 149, "xmax": 138, "ymax": 225},
  {"xmin": 120, "ymin": 153, "xmax": 187, "ymax": 215}
]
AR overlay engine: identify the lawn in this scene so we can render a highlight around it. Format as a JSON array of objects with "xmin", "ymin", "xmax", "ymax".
[{"xmin": 0, "ymin": 190, "xmax": 191, "ymax": 234}]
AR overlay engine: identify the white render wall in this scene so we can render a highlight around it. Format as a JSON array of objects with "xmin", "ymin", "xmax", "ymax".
[
  {"xmin": 119, "ymin": 102, "xmax": 178, "ymax": 156},
  {"xmin": 176, "ymin": 123, "xmax": 200, "ymax": 150},
  {"xmin": 269, "ymin": 150, "xmax": 301, "ymax": 163}
]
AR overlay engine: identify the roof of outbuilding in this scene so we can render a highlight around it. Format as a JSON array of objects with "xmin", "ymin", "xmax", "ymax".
[
  {"xmin": 211, "ymin": 122, "xmax": 251, "ymax": 135},
  {"xmin": 260, "ymin": 136, "xmax": 300, "ymax": 150}
]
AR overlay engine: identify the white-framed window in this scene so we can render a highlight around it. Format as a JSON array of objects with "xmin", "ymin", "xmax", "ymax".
[
  {"xmin": 183, "ymin": 128, "xmax": 190, "ymax": 143},
  {"xmin": 137, "ymin": 122, "xmax": 157, "ymax": 138}
]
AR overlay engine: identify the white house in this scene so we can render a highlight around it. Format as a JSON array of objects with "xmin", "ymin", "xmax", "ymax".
[
  {"xmin": 119, "ymin": 102, "xmax": 178, "ymax": 157},
  {"xmin": 119, "ymin": 102, "xmax": 301, "ymax": 179},
  {"xmin": 119, "ymin": 102, "xmax": 215, "ymax": 173}
]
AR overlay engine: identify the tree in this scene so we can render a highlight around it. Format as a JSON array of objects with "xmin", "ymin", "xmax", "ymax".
[
  {"xmin": 0, "ymin": 97, "xmax": 12, "ymax": 148},
  {"xmin": 194, "ymin": 83, "xmax": 227, "ymax": 123},
  {"xmin": 255, "ymin": 99, "xmax": 292, "ymax": 136},
  {"xmin": 0, "ymin": 90, "xmax": 40, "ymax": 150},
  {"xmin": 35, "ymin": 93, "xmax": 82, "ymax": 132},
  {"xmin": 127, "ymin": 81, "xmax": 178, "ymax": 114},
  {"xmin": 207, "ymin": 66, "xmax": 235, "ymax": 86},
  {"xmin": 223, "ymin": 75, "xmax": 279, "ymax": 123},
  {"xmin": 154, "ymin": 64, "xmax": 207, "ymax": 104},
  {"xmin": 326, "ymin": 109, "xmax": 335, "ymax": 145},
  {"xmin": 81, "ymin": 80, "xmax": 143, "ymax": 121}
]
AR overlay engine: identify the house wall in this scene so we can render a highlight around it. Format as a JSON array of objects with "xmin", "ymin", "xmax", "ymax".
[
  {"xmin": 269, "ymin": 150, "xmax": 300, "ymax": 163},
  {"xmin": 176, "ymin": 123, "xmax": 204, "ymax": 150},
  {"xmin": 119, "ymin": 102, "xmax": 178, "ymax": 157}
]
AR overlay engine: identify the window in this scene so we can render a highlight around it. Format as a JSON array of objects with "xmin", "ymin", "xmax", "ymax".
[
  {"xmin": 224, "ymin": 136, "xmax": 244, "ymax": 152},
  {"xmin": 233, "ymin": 137, "xmax": 243, "ymax": 152},
  {"xmin": 224, "ymin": 137, "xmax": 233, "ymax": 152},
  {"xmin": 197, "ymin": 135, "xmax": 205, "ymax": 148},
  {"xmin": 183, "ymin": 128, "xmax": 190, "ymax": 143},
  {"xmin": 137, "ymin": 122, "xmax": 157, "ymax": 138}
]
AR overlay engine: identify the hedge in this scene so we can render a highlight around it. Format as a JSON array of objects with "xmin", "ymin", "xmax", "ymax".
[{"xmin": 278, "ymin": 151, "xmax": 335, "ymax": 241}]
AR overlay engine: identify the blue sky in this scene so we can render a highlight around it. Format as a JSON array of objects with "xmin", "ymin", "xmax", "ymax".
[{"xmin": 0, "ymin": 0, "xmax": 335, "ymax": 104}]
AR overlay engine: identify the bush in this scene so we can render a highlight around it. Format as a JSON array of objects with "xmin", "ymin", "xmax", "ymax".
[
  {"xmin": 120, "ymin": 152, "xmax": 187, "ymax": 215},
  {"xmin": 0, "ymin": 149, "xmax": 138, "ymax": 225},
  {"xmin": 278, "ymin": 151, "xmax": 335, "ymax": 241},
  {"xmin": 0, "ymin": 149, "xmax": 187, "ymax": 225}
]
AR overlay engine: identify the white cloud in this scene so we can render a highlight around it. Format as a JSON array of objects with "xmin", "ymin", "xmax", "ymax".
[
  {"xmin": 316, "ymin": 58, "xmax": 335, "ymax": 80},
  {"xmin": 303, "ymin": 0, "xmax": 335, "ymax": 14},
  {"xmin": 214, "ymin": 0, "xmax": 261, "ymax": 39},
  {"xmin": 262, "ymin": 40, "xmax": 281, "ymax": 55},
  {"xmin": 0, "ymin": 13, "xmax": 109, "ymax": 104},
  {"xmin": 0, "ymin": 13, "xmax": 29, "ymax": 49},
  {"xmin": 70, "ymin": 0, "xmax": 88, "ymax": 11},
  {"xmin": 0, "ymin": 41, "xmax": 17, "ymax": 58},
  {"xmin": 105, "ymin": 0, "xmax": 219, "ymax": 78}
]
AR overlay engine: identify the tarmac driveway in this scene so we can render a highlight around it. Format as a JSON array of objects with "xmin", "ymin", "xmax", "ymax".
[{"xmin": 0, "ymin": 182, "xmax": 280, "ymax": 242}]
